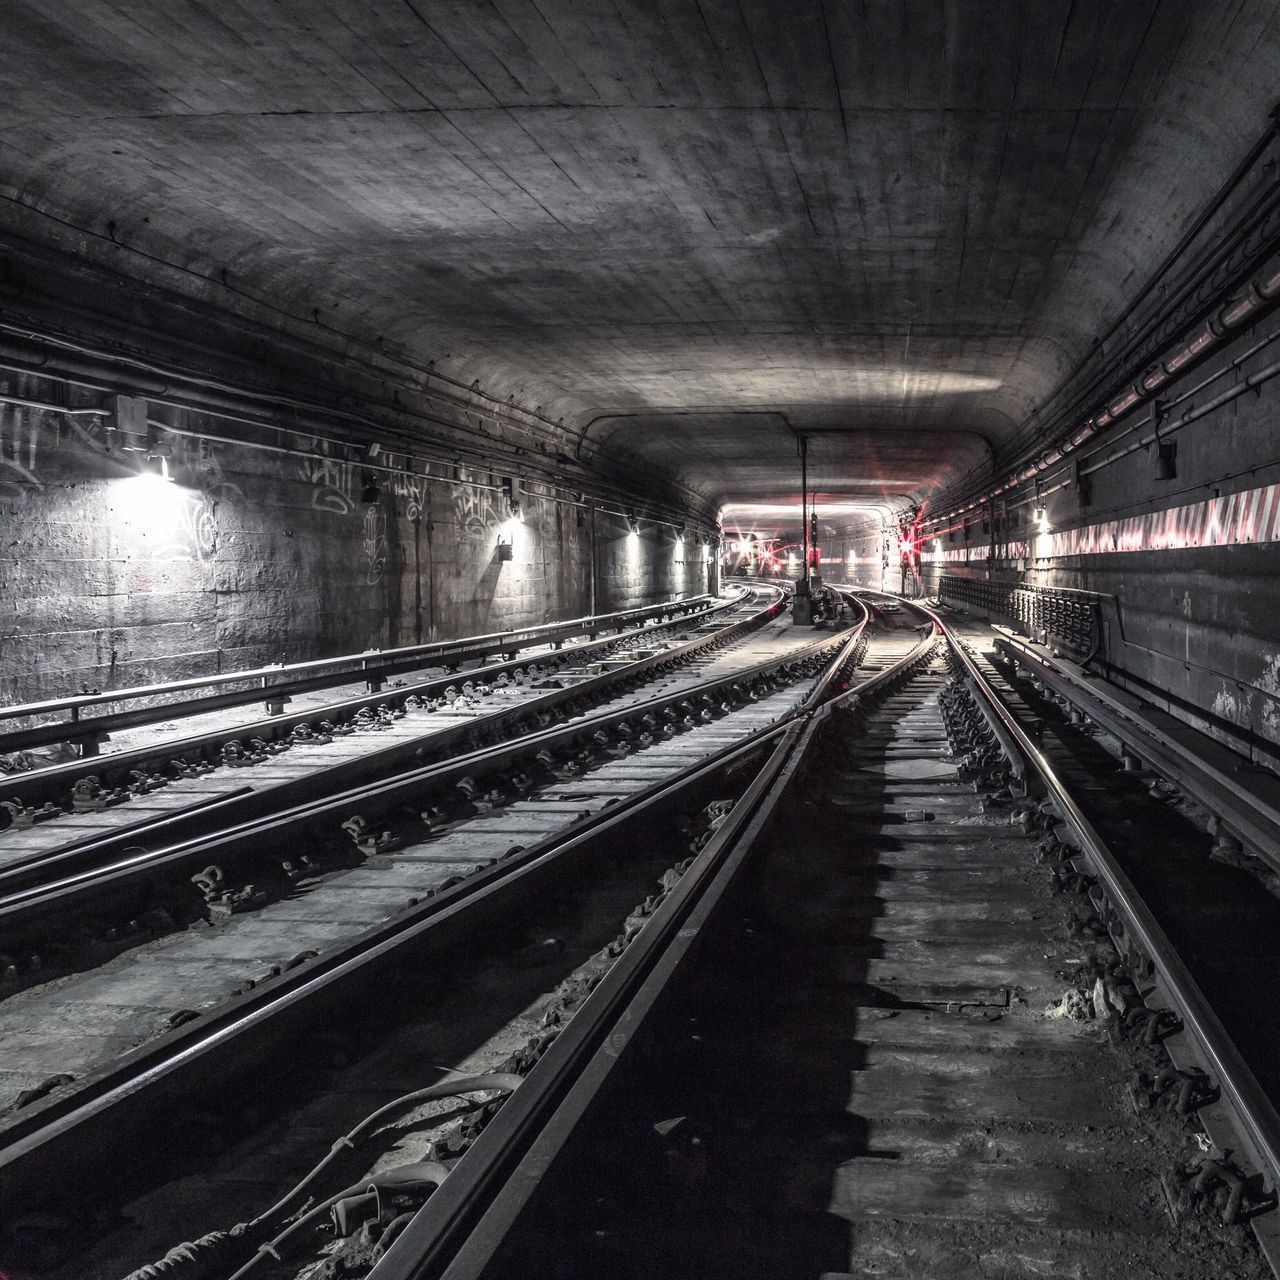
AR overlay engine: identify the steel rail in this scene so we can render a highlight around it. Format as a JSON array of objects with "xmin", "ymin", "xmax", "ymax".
[
  {"xmin": 0, "ymin": 593, "xmax": 723, "ymax": 753},
  {"xmin": 0, "ymin": 590, "xmax": 785, "ymax": 895},
  {"xmin": 991, "ymin": 633, "xmax": 1280, "ymax": 867},
  {"xmin": 934, "ymin": 613, "xmax": 1280, "ymax": 1207},
  {"xmin": 0, "ymin": 721, "xmax": 794, "ymax": 1205},
  {"xmin": 367, "ymin": 720, "xmax": 813, "ymax": 1280},
  {"xmin": 0, "ymin": 593, "xmax": 748, "ymax": 804},
  {"xmin": 365, "ymin": 607, "xmax": 936, "ymax": 1280},
  {"xmin": 0, "ymin": 602, "xmax": 872, "ymax": 1216},
  {"xmin": 0, "ymin": 593, "xmax": 849, "ymax": 941},
  {"xmin": 797, "ymin": 594, "xmax": 871, "ymax": 710}
]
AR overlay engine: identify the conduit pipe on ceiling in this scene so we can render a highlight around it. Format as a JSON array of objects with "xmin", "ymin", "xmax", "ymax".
[
  {"xmin": 150, "ymin": 420, "xmax": 710, "ymax": 537},
  {"xmin": 0, "ymin": 324, "xmax": 551, "ymax": 476},
  {"xmin": 1000, "ymin": 317, "xmax": 1280, "ymax": 510},
  {"xmin": 1077, "ymin": 348, "xmax": 1280, "ymax": 480},
  {"xmin": 932, "ymin": 252, "xmax": 1280, "ymax": 527},
  {"xmin": 0, "ymin": 334, "xmax": 713, "ymax": 529},
  {"xmin": 1, "ymin": 222, "xmax": 575, "ymax": 448},
  {"xmin": 999, "ymin": 348, "xmax": 1280, "ymax": 512},
  {"xmin": 999, "ymin": 111, "xmax": 1280, "ymax": 468},
  {"xmin": 0, "ymin": 392, "xmax": 108, "ymax": 416}
]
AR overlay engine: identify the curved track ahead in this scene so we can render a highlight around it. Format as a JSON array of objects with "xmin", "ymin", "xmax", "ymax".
[
  {"xmin": 351, "ymin": 594, "xmax": 1280, "ymax": 1280},
  {"xmin": 0, "ymin": 594, "xmax": 872, "ymax": 1278},
  {"xmin": 11, "ymin": 592, "xmax": 1279, "ymax": 1280}
]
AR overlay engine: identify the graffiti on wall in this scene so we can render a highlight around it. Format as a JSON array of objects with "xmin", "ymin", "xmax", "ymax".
[
  {"xmin": 390, "ymin": 469, "xmax": 428, "ymax": 522},
  {"xmin": 0, "ymin": 406, "xmax": 251, "ymax": 563},
  {"xmin": 0, "ymin": 406, "xmax": 89, "ymax": 499},
  {"xmin": 298, "ymin": 445, "xmax": 430, "ymax": 524},
  {"xmin": 362, "ymin": 504, "xmax": 388, "ymax": 585},
  {"xmin": 298, "ymin": 448, "xmax": 356, "ymax": 515},
  {"xmin": 2, "ymin": 405, "xmax": 453, "ymax": 588},
  {"xmin": 453, "ymin": 470, "xmax": 502, "ymax": 539}
]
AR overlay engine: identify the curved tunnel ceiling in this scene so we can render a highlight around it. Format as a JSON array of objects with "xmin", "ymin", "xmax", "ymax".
[{"xmin": 1, "ymin": 1, "xmax": 1278, "ymax": 510}]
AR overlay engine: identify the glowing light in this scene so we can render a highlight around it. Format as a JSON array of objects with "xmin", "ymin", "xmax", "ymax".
[
  {"xmin": 721, "ymin": 501, "xmax": 897, "ymax": 523},
  {"xmin": 119, "ymin": 470, "xmax": 190, "ymax": 542},
  {"xmin": 133, "ymin": 468, "xmax": 175, "ymax": 493}
]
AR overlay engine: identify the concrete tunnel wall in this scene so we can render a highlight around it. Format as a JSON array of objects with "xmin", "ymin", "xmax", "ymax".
[
  {"xmin": 0, "ymin": 399, "xmax": 714, "ymax": 706},
  {"xmin": 910, "ymin": 333, "xmax": 1280, "ymax": 761},
  {"xmin": 801, "ymin": 332, "xmax": 1280, "ymax": 764}
]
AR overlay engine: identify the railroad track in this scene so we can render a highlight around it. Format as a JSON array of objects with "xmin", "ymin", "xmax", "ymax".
[
  {"xmin": 0, "ymin": 589, "xmax": 763, "ymax": 856},
  {"xmin": 13, "ymin": 594, "xmax": 1277, "ymax": 1280},
  {"xmin": 0, "ymin": 594, "xmax": 880, "ymax": 1276},
  {"xmin": 0, "ymin": 588, "xmax": 790, "ymax": 963},
  {"xmin": 269, "ymin": 592, "xmax": 1272, "ymax": 1280},
  {"xmin": 0, "ymin": 595, "xmax": 724, "ymax": 767}
]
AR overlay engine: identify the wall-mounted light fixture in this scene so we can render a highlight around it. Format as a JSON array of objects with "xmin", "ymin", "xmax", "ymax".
[
  {"xmin": 1152, "ymin": 401, "xmax": 1177, "ymax": 481},
  {"xmin": 113, "ymin": 394, "xmax": 150, "ymax": 454},
  {"xmin": 1026, "ymin": 482, "xmax": 1044, "ymax": 529},
  {"xmin": 503, "ymin": 476, "xmax": 523, "ymax": 520},
  {"xmin": 497, "ymin": 511, "xmax": 517, "ymax": 562},
  {"xmin": 1153, "ymin": 409, "xmax": 1177, "ymax": 480},
  {"xmin": 626, "ymin": 510, "xmax": 640, "ymax": 536},
  {"xmin": 141, "ymin": 451, "xmax": 173, "ymax": 482}
]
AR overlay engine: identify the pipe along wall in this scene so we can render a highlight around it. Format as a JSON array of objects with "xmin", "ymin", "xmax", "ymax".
[
  {"xmin": 818, "ymin": 326, "xmax": 1280, "ymax": 764},
  {"xmin": 0, "ymin": 393, "xmax": 712, "ymax": 707}
]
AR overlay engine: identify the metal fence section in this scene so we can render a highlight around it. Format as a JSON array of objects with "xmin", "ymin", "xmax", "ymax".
[{"xmin": 939, "ymin": 576, "xmax": 1102, "ymax": 658}]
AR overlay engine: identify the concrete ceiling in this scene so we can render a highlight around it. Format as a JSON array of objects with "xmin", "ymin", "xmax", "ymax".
[{"xmin": 1, "ymin": 0, "xmax": 1277, "ymax": 511}]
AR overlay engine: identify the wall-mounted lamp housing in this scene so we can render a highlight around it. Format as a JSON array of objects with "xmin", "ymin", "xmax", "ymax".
[
  {"xmin": 141, "ymin": 452, "xmax": 173, "ymax": 482},
  {"xmin": 626, "ymin": 510, "xmax": 640, "ymax": 534},
  {"xmin": 113, "ymin": 394, "xmax": 150, "ymax": 453},
  {"xmin": 502, "ymin": 476, "xmax": 523, "ymax": 520},
  {"xmin": 1074, "ymin": 458, "xmax": 1092, "ymax": 507}
]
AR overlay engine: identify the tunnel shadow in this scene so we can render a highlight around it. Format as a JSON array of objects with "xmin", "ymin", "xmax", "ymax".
[
  {"xmin": 37, "ymin": 815, "xmax": 707, "ymax": 1279},
  {"xmin": 481, "ymin": 702, "xmax": 906, "ymax": 1279}
]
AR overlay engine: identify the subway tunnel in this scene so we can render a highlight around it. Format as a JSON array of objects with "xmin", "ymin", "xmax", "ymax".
[{"xmin": 3, "ymin": 4, "xmax": 1280, "ymax": 1279}]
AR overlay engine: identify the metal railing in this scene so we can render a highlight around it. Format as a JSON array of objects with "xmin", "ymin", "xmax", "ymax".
[
  {"xmin": 939, "ymin": 575, "xmax": 1100, "ymax": 658},
  {"xmin": 0, "ymin": 593, "xmax": 722, "ymax": 756},
  {"xmin": 932, "ymin": 609, "xmax": 1280, "ymax": 1213}
]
